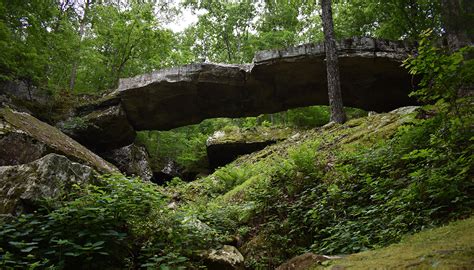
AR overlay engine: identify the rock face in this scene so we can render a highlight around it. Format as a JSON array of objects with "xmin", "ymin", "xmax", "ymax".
[
  {"xmin": 206, "ymin": 127, "xmax": 292, "ymax": 169},
  {"xmin": 63, "ymin": 37, "xmax": 417, "ymax": 150},
  {"xmin": 202, "ymin": 245, "xmax": 245, "ymax": 270},
  {"xmin": 0, "ymin": 154, "xmax": 96, "ymax": 215},
  {"xmin": 100, "ymin": 144, "xmax": 153, "ymax": 181},
  {"xmin": 118, "ymin": 37, "xmax": 416, "ymax": 131},
  {"xmin": 0, "ymin": 80, "xmax": 50, "ymax": 105},
  {"xmin": 151, "ymin": 159, "xmax": 183, "ymax": 184},
  {"xmin": 0, "ymin": 120, "xmax": 47, "ymax": 166},
  {"xmin": 0, "ymin": 107, "xmax": 118, "ymax": 173},
  {"xmin": 59, "ymin": 104, "xmax": 136, "ymax": 151}
]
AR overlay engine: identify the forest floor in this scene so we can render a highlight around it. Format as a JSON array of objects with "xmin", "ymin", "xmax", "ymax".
[{"xmin": 313, "ymin": 216, "xmax": 474, "ymax": 269}]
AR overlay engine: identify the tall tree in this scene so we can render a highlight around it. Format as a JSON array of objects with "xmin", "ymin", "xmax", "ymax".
[
  {"xmin": 184, "ymin": 0, "xmax": 255, "ymax": 63},
  {"xmin": 441, "ymin": 0, "xmax": 473, "ymax": 50},
  {"xmin": 335, "ymin": 0, "xmax": 441, "ymax": 40},
  {"xmin": 69, "ymin": 0, "xmax": 92, "ymax": 92},
  {"xmin": 84, "ymin": 2, "xmax": 173, "ymax": 90},
  {"xmin": 320, "ymin": 0, "xmax": 346, "ymax": 123}
]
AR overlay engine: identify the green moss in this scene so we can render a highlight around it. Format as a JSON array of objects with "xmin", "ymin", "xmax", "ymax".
[
  {"xmin": 312, "ymin": 216, "xmax": 474, "ymax": 269},
  {"xmin": 169, "ymin": 105, "xmax": 473, "ymax": 268},
  {"xmin": 178, "ymin": 110, "xmax": 407, "ymax": 203},
  {"xmin": 208, "ymin": 126, "xmax": 294, "ymax": 145}
]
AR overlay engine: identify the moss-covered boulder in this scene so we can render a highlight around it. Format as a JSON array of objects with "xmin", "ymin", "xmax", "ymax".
[
  {"xmin": 206, "ymin": 127, "xmax": 293, "ymax": 169},
  {"xmin": 202, "ymin": 245, "xmax": 245, "ymax": 270},
  {"xmin": 311, "ymin": 217, "xmax": 474, "ymax": 269},
  {"xmin": 0, "ymin": 154, "xmax": 96, "ymax": 215},
  {"xmin": 0, "ymin": 107, "xmax": 117, "ymax": 173}
]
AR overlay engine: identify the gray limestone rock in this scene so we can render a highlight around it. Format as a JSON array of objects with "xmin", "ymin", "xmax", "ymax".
[
  {"xmin": 0, "ymin": 107, "xmax": 118, "ymax": 173},
  {"xmin": 206, "ymin": 127, "xmax": 292, "ymax": 169},
  {"xmin": 73, "ymin": 37, "xmax": 418, "ymax": 149},
  {"xmin": 59, "ymin": 104, "xmax": 136, "ymax": 151},
  {"xmin": 0, "ymin": 154, "xmax": 96, "ymax": 215},
  {"xmin": 0, "ymin": 118, "xmax": 48, "ymax": 166},
  {"xmin": 201, "ymin": 245, "xmax": 245, "ymax": 270},
  {"xmin": 100, "ymin": 144, "xmax": 153, "ymax": 181},
  {"xmin": 118, "ymin": 37, "xmax": 417, "ymax": 131}
]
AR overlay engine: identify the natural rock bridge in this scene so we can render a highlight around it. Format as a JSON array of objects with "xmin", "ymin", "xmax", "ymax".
[{"xmin": 67, "ymin": 37, "xmax": 417, "ymax": 150}]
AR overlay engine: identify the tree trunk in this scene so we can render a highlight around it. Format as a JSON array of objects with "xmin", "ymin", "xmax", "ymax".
[
  {"xmin": 441, "ymin": 0, "xmax": 473, "ymax": 51},
  {"xmin": 69, "ymin": 0, "xmax": 91, "ymax": 92},
  {"xmin": 320, "ymin": 0, "xmax": 346, "ymax": 123}
]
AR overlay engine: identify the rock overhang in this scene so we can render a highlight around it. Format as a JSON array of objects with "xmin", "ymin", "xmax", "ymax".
[{"xmin": 69, "ymin": 37, "xmax": 418, "ymax": 150}]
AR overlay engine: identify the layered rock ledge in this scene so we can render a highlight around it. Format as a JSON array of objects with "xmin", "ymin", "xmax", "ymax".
[
  {"xmin": 69, "ymin": 37, "xmax": 417, "ymax": 150},
  {"xmin": 118, "ymin": 37, "xmax": 416, "ymax": 131},
  {"xmin": 206, "ymin": 127, "xmax": 293, "ymax": 169},
  {"xmin": 0, "ymin": 107, "xmax": 118, "ymax": 173}
]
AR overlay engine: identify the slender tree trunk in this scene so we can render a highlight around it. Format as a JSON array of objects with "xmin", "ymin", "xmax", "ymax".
[
  {"xmin": 441, "ymin": 0, "xmax": 473, "ymax": 98},
  {"xmin": 441, "ymin": 0, "xmax": 473, "ymax": 51},
  {"xmin": 320, "ymin": 0, "xmax": 346, "ymax": 123},
  {"xmin": 69, "ymin": 0, "xmax": 91, "ymax": 92}
]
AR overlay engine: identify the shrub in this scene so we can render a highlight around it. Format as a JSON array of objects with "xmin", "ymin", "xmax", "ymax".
[{"xmin": 0, "ymin": 175, "xmax": 220, "ymax": 269}]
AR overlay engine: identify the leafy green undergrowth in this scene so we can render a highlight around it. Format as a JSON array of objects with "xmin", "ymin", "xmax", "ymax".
[
  {"xmin": 0, "ymin": 105, "xmax": 471, "ymax": 269},
  {"xmin": 312, "ymin": 216, "xmax": 474, "ymax": 269},
  {"xmin": 136, "ymin": 106, "xmax": 366, "ymax": 177},
  {"xmin": 166, "ymin": 105, "xmax": 473, "ymax": 269},
  {"xmin": 0, "ymin": 175, "xmax": 220, "ymax": 269}
]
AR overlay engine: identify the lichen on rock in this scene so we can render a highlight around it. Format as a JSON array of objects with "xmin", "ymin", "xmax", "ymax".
[
  {"xmin": 0, "ymin": 154, "xmax": 97, "ymax": 215},
  {"xmin": 201, "ymin": 245, "xmax": 245, "ymax": 270}
]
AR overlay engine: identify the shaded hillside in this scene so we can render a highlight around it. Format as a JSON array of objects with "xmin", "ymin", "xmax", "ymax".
[
  {"xmin": 0, "ymin": 103, "xmax": 472, "ymax": 269},
  {"xmin": 162, "ymin": 105, "xmax": 473, "ymax": 269}
]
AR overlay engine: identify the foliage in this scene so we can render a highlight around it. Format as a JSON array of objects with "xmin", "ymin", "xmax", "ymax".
[
  {"xmin": 335, "ymin": 0, "xmax": 442, "ymax": 40},
  {"xmin": 0, "ymin": 175, "xmax": 219, "ymax": 269},
  {"xmin": 183, "ymin": 0, "xmax": 256, "ymax": 63},
  {"xmin": 403, "ymin": 29, "xmax": 474, "ymax": 111},
  {"xmin": 80, "ymin": 2, "xmax": 174, "ymax": 91},
  {"xmin": 136, "ymin": 118, "xmax": 236, "ymax": 174},
  {"xmin": 312, "ymin": 216, "xmax": 474, "ymax": 269},
  {"xmin": 172, "ymin": 106, "xmax": 473, "ymax": 269},
  {"xmin": 136, "ymin": 106, "xmax": 366, "ymax": 180},
  {"xmin": 0, "ymin": 1, "xmax": 176, "ymax": 94}
]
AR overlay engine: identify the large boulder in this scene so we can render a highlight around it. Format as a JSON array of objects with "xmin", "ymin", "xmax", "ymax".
[
  {"xmin": 201, "ymin": 245, "xmax": 245, "ymax": 270},
  {"xmin": 206, "ymin": 127, "xmax": 292, "ymax": 169},
  {"xmin": 0, "ymin": 120, "xmax": 47, "ymax": 166},
  {"xmin": 59, "ymin": 104, "xmax": 136, "ymax": 152},
  {"xmin": 0, "ymin": 154, "xmax": 96, "ymax": 215},
  {"xmin": 100, "ymin": 144, "xmax": 153, "ymax": 181},
  {"xmin": 0, "ymin": 107, "xmax": 117, "ymax": 173}
]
